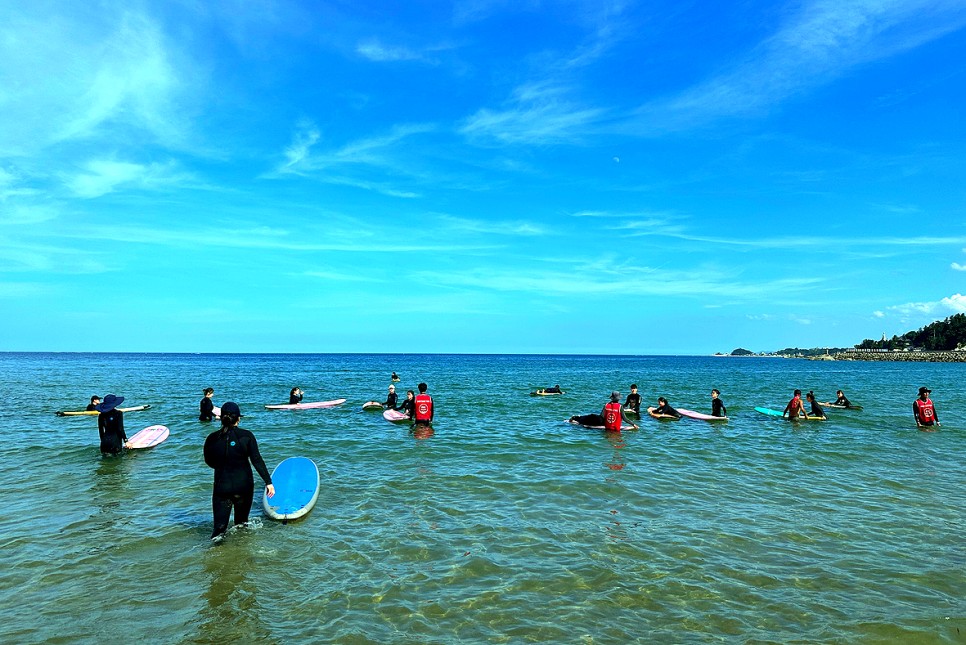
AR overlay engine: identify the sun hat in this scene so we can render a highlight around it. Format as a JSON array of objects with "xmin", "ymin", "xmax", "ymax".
[
  {"xmin": 96, "ymin": 394, "xmax": 124, "ymax": 412},
  {"xmin": 220, "ymin": 401, "xmax": 243, "ymax": 417}
]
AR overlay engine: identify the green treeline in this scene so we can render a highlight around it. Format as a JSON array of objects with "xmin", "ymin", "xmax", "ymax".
[{"xmin": 856, "ymin": 313, "xmax": 966, "ymax": 351}]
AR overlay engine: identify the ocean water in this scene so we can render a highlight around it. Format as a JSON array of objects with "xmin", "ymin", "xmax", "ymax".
[{"xmin": 0, "ymin": 353, "xmax": 963, "ymax": 644}]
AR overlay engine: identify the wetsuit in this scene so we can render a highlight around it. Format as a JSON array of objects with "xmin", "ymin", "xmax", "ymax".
[
  {"xmin": 653, "ymin": 403, "xmax": 681, "ymax": 419},
  {"xmin": 834, "ymin": 395, "xmax": 852, "ymax": 408},
  {"xmin": 624, "ymin": 393, "xmax": 642, "ymax": 414},
  {"xmin": 571, "ymin": 414, "xmax": 606, "ymax": 427},
  {"xmin": 203, "ymin": 425, "xmax": 273, "ymax": 539},
  {"xmin": 98, "ymin": 409, "xmax": 127, "ymax": 455},
  {"xmin": 712, "ymin": 398, "xmax": 727, "ymax": 417},
  {"xmin": 199, "ymin": 397, "xmax": 215, "ymax": 422},
  {"xmin": 809, "ymin": 400, "xmax": 826, "ymax": 418},
  {"xmin": 289, "ymin": 392, "xmax": 303, "ymax": 405},
  {"xmin": 400, "ymin": 397, "xmax": 415, "ymax": 418},
  {"xmin": 544, "ymin": 386, "xmax": 561, "ymax": 394},
  {"xmin": 383, "ymin": 392, "xmax": 398, "ymax": 410},
  {"xmin": 913, "ymin": 398, "xmax": 938, "ymax": 427},
  {"xmin": 86, "ymin": 403, "xmax": 98, "ymax": 411}
]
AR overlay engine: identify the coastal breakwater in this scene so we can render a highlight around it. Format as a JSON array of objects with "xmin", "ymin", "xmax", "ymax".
[{"xmin": 830, "ymin": 350, "xmax": 966, "ymax": 362}]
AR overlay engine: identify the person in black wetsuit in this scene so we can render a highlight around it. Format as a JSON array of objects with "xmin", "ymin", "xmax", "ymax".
[
  {"xmin": 383, "ymin": 384, "xmax": 398, "ymax": 410},
  {"xmin": 200, "ymin": 387, "xmax": 215, "ymax": 422},
  {"xmin": 624, "ymin": 384, "xmax": 642, "ymax": 414},
  {"xmin": 86, "ymin": 395, "xmax": 101, "ymax": 412},
  {"xmin": 650, "ymin": 396, "xmax": 681, "ymax": 419},
  {"xmin": 203, "ymin": 402, "xmax": 275, "ymax": 540},
  {"xmin": 399, "ymin": 390, "xmax": 415, "ymax": 419},
  {"xmin": 711, "ymin": 389, "xmax": 727, "ymax": 417},
  {"xmin": 97, "ymin": 394, "xmax": 128, "ymax": 455},
  {"xmin": 289, "ymin": 387, "xmax": 303, "ymax": 405},
  {"xmin": 832, "ymin": 390, "xmax": 852, "ymax": 408},
  {"xmin": 805, "ymin": 391, "xmax": 826, "ymax": 419}
]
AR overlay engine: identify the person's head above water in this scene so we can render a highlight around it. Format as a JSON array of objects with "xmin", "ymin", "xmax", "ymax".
[{"xmin": 418, "ymin": 382, "xmax": 427, "ymax": 393}]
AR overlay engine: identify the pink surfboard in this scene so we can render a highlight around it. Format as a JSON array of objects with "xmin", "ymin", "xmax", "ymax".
[
  {"xmin": 383, "ymin": 409, "xmax": 410, "ymax": 423},
  {"xmin": 677, "ymin": 408, "xmax": 728, "ymax": 421},
  {"xmin": 265, "ymin": 399, "xmax": 347, "ymax": 410},
  {"xmin": 362, "ymin": 401, "xmax": 383, "ymax": 411},
  {"xmin": 127, "ymin": 425, "xmax": 169, "ymax": 449}
]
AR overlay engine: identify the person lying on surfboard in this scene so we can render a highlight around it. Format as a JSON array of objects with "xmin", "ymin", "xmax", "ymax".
[
  {"xmin": 820, "ymin": 390, "xmax": 853, "ymax": 408},
  {"xmin": 648, "ymin": 396, "xmax": 681, "ymax": 419},
  {"xmin": 86, "ymin": 395, "xmax": 101, "ymax": 411}
]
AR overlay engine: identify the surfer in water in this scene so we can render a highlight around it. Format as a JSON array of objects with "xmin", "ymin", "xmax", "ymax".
[
  {"xmin": 412, "ymin": 382, "xmax": 434, "ymax": 428},
  {"xmin": 203, "ymin": 401, "xmax": 275, "ymax": 540},
  {"xmin": 571, "ymin": 392, "xmax": 637, "ymax": 430},
  {"xmin": 400, "ymin": 390, "xmax": 415, "ymax": 419},
  {"xmin": 383, "ymin": 384, "xmax": 398, "ymax": 410},
  {"xmin": 624, "ymin": 384, "xmax": 642, "ymax": 414},
  {"xmin": 805, "ymin": 391, "xmax": 827, "ymax": 419},
  {"xmin": 783, "ymin": 389, "xmax": 808, "ymax": 419},
  {"xmin": 711, "ymin": 389, "xmax": 727, "ymax": 417},
  {"xmin": 391, "ymin": 372, "xmax": 400, "ymax": 382},
  {"xmin": 96, "ymin": 394, "xmax": 129, "ymax": 455},
  {"xmin": 649, "ymin": 396, "xmax": 681, "ymax": 419},
  {"xmin": 289, "ymin": 387, "xmax": 303, "ymax": 405},
  {"xmin": 823, "ymin": 390, "xmax": 852, "ymax": 408},
  {"xmin": 86, "ymin": 395, "xmax": 101, "ymax": 412},
  {"xmin": 200, "ymin": 387, "xmax": 215, "ymax": 422}
]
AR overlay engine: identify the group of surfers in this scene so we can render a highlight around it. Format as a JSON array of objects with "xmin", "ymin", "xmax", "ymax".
[{"xmin": 80, "ymin": 378, "xmax": 941, "ymax": 542}]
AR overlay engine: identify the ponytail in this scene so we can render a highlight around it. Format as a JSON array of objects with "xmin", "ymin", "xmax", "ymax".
[{"xmin": 221, "ymin": 412, "xmax": 240, "ymax": 429}]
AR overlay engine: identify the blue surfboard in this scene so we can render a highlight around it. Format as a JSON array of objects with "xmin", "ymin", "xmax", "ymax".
[
  {"xmin": 263, "ymin": 456, "xmax": 320, "ymax": 521},
  {"xmin": 755, "ymin": 406, "xmax": 825, "ymax": 421}
]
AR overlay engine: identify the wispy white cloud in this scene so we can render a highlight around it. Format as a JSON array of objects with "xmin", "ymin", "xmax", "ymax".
[
  {"xmin": 281, "ymin": 121, "xmax": 321, "ymax": 172},
  {"xmin": 357, "ymin": 39, "xmax": 424, "ymax": 62},
  {"xmin": 65, "ymin": 158, "xmax": 191, "ymax": 198},
  {"xmin": 437, "ymin": 214, "xmax": 547, "ymax": 236},
  {"xmin": 630, "ymin": 0, "xmax": 966, "ymax": 133},
  {"xmin": 952, "ymin": 262, "xmax": 966, "ymax": 272},
  {"xmin": 460, "ymin": 82, "xmax": 606, "ymax": 145}
]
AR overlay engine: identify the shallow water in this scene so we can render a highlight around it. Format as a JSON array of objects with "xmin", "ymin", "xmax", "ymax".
[{"xmin": 0, "ymin": 353, "xmax": 963, "ymax": 643}]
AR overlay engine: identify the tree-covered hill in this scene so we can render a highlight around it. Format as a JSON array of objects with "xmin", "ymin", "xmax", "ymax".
[{"xmin": 856, "ymin": 313, "xmax": 966, "ymax": 351}]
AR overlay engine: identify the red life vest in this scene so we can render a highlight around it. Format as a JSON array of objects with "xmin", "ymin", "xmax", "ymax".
[
  {"xmin": 915, "ymin": 398, "xmax": 935, "ymax": 423},
  {"xmin": 415, "ymin": 393, "xmax": 433, "ymax": 422},
  {"xmin": 603, "ymin": 401, "xmax": 623, "ymax": 431},
  {"xmin": 787, "ymin": 396, "xmax": 803, "ymax": 416}
]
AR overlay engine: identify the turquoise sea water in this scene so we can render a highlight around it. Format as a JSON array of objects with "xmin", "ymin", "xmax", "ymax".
[{"xmin": 0, "ymin": 353, "xmax": 963, "ymax": 644}]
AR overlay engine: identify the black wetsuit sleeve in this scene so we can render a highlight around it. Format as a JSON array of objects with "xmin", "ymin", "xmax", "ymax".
[
  {"xmin": 98, "ymin": 414, "xmax": 106, "ymax": 442},
  {"xmin": 203, "ymin": 430, "xmax": 224, "ymax": 470},
  {"xmin": 118, "ymin": 412, "xmax": 126, "ymax": 442}
]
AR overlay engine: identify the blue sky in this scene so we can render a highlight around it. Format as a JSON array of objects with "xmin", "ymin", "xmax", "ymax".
[{"xmin": 2, "ymin": 0, "xmax": 966, "ymax": 354}]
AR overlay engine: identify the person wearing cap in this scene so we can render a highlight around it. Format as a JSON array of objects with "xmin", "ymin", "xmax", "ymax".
[
  {"xmin": 913, "ymin": 387, "xmax": 940, "ymax": 429},
  {"xmin": 648, "ymin": 396, "xmax": 681, "ymax": 420},
  {"xmin": 199, "ymin": 387, "xmax": 215, "ymax": 422},
  {"xmin": 86, "ymin": 395, "xmax": 101, "ymax": 412},
  {"xmin": 602, "ymin": 391, "xmax": 637, "ymax": 431},
  {"xmin": 624, "ymin": 385, "xmax": 642, "ymax": 414},
  {"xmin": 203, "ymin": 401, "xmax": 275, "ymax": 540},
  {"xmin": 289, "ymin": 387, "xmax": 304, "ymax": 405},
  {"xmin": 96, "ymin": 394, "xmax": 128, "ymax": 455},
  {"xmin": 711, "ymin": 389, "xmax": 727, "ymax": 417},
  {"xmin": 383, "ymin": 384, "xmax": 399, "ymax": 410},
  {"xmin": 783, "ymin": 389, "xmax": 808, "ymax": 420}
]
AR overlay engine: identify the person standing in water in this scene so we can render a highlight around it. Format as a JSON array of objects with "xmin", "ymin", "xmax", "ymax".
[
  {"xmin": 624, "ymin": 384, "xmax": 642, "ymax": 414},
  {"xmin": 383, "ymin": 384, "xmax": 398, "ymax": 410},
  {"xmin": 203, "ymin": 402, "xmax": 275, "ymax": 540},
  {"xmin": 97, "ymin": 394, "xmax": 128, "ymax": 455},
  {"xmin": 783, "ymin": 389, "xmax": 808, "ymax": 419},
  {"xmin": 602, "ymin": 391, "xmax": 637, "ymax": 431},
  {"xmin": 413, "ymin": 382, "xmax": 434, "ymax": 427},
  {"xmin": 200, "ymin": 387, "xmax": 215, "ymax": 422},
  {"xmin": 913, "ymin": 386, "xmax": 940, "ymax": 429},
  {"xmin": 400, "ymin": 390, "xmax": 416, "ymax": 419},
  {"xmin": 711, "ymin": 389, "xmax": 727, "ymax": 417}
]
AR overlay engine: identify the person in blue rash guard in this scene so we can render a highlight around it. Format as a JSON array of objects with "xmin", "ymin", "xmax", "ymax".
[{"xmin": 203, "ymin": 402, "xmax": 275, "ymax": 540}]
